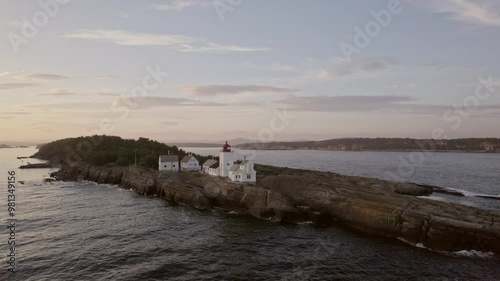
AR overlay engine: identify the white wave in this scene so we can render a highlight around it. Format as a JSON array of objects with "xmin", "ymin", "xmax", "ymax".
[
  {"xmin": 448, "ymin": 250, "xmax": 495, "ymax": 259},
  {"xmin": 417, "ymin": 195, "xmax": 448, "ymax": 202},
  {"xmin": 441, "ymin": 186, "xmax": 500, "ymax": 199},
  {"xmin": 397, "ymin": 238, "xmax": 496, "ymax": 258}
]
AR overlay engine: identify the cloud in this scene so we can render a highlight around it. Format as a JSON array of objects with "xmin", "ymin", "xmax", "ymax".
[
  {"xmin": 38, "ymin": 88, "xmax": 78, "ymax": 97},
  {"xmin": 162, "ymin": 121, "xmax": 180, "ymax": 126},
  {"xmin": 96, "ymin": 75, "xmax": 117, "ymax": 80},
  {"xmin": 280, "ymin": 95, "xmax": 415, "ymax": 112},
  {"xmin": 321, "ymin": 57, "xmax": 393, "ymax": 78},
  {"xmin": 64, "ymin": 29, "xmax": 272, "ymax": 53},
  {"xmin": 243, "ymin": 62, "xmax": 299, "ymax": 72},
  {"xmin": 0, "ymin": 111, "xmax": 31, "ymax": 115},
  {"xmin": 14, "ymin": 73, "xmax": 69, "ymax": 80},
  {"xmin": 93, "ymin": 90, "xmax": 122, "ymax": 97},
  {"xmin": 128, "ymin": 96, "xmax": 225, "ymax": 109},
  {"xmin": 151, "ymin": 0, "xmax": 210, "ymax": 11},
  {"xmin": 278, "ymin": 94, "xmax": 500, "ymax": 117},
  {"xmin": 181, "ymin": 85, "xmax": 299, "ymax": 97},
  {"xmin": 23, "ymin": 96, "xmax": 225, "ymax": 112},
  {"xmin": 418, "ymin": 0, "xmax": 500, "ymax": 27},
  {"xmin": 0, "ymin": 82, "xmax": 39, "ymax": 90}
]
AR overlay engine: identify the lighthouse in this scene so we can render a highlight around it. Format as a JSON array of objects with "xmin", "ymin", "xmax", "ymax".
[{"xmin": 219, "ymin": 141, "xmax": 235, "ymax": 177}]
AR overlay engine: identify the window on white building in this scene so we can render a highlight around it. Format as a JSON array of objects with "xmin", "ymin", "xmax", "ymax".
[{"xmin": 247, "ymin": 175, "xmax": 251, "ymax": 179}]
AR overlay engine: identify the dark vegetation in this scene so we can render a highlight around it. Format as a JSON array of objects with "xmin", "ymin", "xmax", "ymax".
[
  {"xmin": 33, "ymin": 135, "xmax": 216, "ymax": 169},
  {"xmin": 237, "ymin": 138, "xmax": 500, "ymax": 152}
]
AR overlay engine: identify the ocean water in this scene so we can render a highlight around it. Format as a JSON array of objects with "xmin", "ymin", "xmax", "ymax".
[
  {"xmin": 187, "ymin": 147, "xmax": 500, "ymax": 210},
  {"xmin": 0, "ymin": 147, "xmax": 499, "ymax": 280}
]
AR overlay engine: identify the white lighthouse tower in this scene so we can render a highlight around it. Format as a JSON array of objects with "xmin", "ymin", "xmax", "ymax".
[{"xmin": 219, "ymin": 141, "xmax": 235, "ymax": 177}]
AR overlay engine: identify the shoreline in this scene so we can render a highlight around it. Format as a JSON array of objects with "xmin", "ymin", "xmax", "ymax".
[
  {"xmin": 51, "ymin": 161, "xmax": 500, "ymax": 255},
  {"xmin": 234, "ymin": 147, "xmax": 500, "ymax": 153}
]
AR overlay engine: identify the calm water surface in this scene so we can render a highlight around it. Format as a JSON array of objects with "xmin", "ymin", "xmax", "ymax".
[
  {"xmin": 187, "ymin": 147, "xmax": 500, "ymax": 210},
  {"xmin": 0, "ymin": 147, "xmax": 499, "ymax": 280}
]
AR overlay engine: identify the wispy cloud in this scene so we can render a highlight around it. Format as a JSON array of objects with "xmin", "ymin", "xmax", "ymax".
[
  {"xmin": 23, "ymin": 96, "xmax": 225, "ymax": 111},
  {"xmin": 14, "ymin": 73, "xmax": 69, "ymax": 80},
  {"xmin": 0, "ymin": 82, "xmax": 39, "ymax": 90},
  {"xmin": 151, "ymin": 0, "xmax": 210, "ymax": 11},
  {"xmin": 320, "ymin": 57, "xmax": 394, "ymax": 78},
  {"xmin": 129, "ymin": 96, "xmax": 225, "ymax": 109},
  {"xmin": 0, "ymin": 111, "xmax": 31, "ymax": 115},
  {"xmin": 278, "ymin": 94, "xmax": 500, "ymax": 117},
  {"xmin": 64, "ymin": 29, "xmax": 272, "ymax": 53},
  {"xmin": 280, "ymin": 95, "xmax": 415, "ymax": 112},
  {"xmin": 242, "ymin": 62, "xmax": 299, "ymax": 72},
  {"xmin": 418, "ymin": 0, "xmax": 500, "ymax": 27},
  {"xmin": 181, "ymin": 85, "xmax": 299, "ymax": 97},
  {"xmin": 96, "ymin": 75, "xmax": 118, "ymax": 80},
  {"xmin": 162, "ymin": 121, "xmax": 180, "ymax": 126},
  {"xmin": 38, "ymin": 88, "xmax": 78, "ymax": 97}
]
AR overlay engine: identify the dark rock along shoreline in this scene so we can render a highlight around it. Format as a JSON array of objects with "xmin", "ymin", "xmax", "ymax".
[{"xmin": 51, "ymin": 162, "xmax": 500, "ymax": 255}]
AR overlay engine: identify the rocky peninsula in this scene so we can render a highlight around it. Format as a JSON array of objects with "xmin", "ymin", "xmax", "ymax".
[{"xmin": 52, "ymin": 161, "xmax": 500, "ymax": 255}]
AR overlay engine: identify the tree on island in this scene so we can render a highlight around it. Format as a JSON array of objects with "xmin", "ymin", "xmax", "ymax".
[{"xmin": 33, "ymin": 135, "xmax": 214, "ymax": 170}]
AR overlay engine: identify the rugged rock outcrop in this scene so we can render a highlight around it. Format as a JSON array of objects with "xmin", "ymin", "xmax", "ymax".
[
  {"xmin": 52, "ymin": 162, "xmax": 306, "ymax": 223},
  {"xmin": 52, "ymin": 162, "xmax": 500, "ymax": 254},
  {"xmin": 260, "ymin": 175, "xmax": 500, "ymax": 254}
]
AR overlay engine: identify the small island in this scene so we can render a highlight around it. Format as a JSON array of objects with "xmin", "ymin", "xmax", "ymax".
[
  {"xmin": 19, "ymin": 162, "xmax": 53, "ymax": 169},
  {"xmin": 36, "ymin": 135, "xmax": 499, "ymax": 255}
]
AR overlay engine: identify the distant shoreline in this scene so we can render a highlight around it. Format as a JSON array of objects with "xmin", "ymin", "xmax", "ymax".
[
  {"xmin": 233, "ymin": 138, "xmax": 500, "ymax": 153},
  {"xmin": 233, "ymin": 148, "xmax": 500, "ymax": 153}
]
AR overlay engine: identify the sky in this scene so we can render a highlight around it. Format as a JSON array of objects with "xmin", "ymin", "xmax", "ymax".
[{"xmin": 1, "ymin": 0, "xmax": 500, "ymax": 144}]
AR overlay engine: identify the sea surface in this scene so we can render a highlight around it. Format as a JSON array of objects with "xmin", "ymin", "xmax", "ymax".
[
  {"xmin": 0, "ymin": 147, "xmax": 499, "ymax": 280},
  {"xmin": 187, "ymin": 147, "xmax": 500, "ymax": 210}
]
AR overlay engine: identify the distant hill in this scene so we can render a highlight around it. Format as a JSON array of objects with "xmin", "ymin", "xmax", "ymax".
[
  {"xmin": 169, "ymin": 142, "xmax": 221, "ymax": 148},
  {"xmin": 168, "ymin": 138, "xmax": 256, "ymax": 148},
  {"xmin": 236, "ymin": 138, "xmax": 500, "ymax": 152},
  {"xmin": 0, "ymin": 144, "xmax": 13, "ymax": 149}
]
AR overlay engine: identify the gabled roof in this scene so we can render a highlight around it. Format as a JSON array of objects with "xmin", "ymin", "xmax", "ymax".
[
  {"xmin": 159, "ymin": 155, "xmax": 178, "ymax": 162},
  {"xmin": 203, "ymin": 159, "xmax": 217, "ymax": 167},
  {"xmin": 209, "ymin": 162, "xmax": 219, "ymax": 169},
  {"xmin": 181, "ymin": 155, "xmax": 197, "ymax": 164},
  {"xmin": 229, "ymin": 164, "xmax": 241, "ymax": 172}
]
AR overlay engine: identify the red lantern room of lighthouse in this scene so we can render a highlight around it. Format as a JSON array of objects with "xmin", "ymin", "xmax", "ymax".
[{"xmin": 222, "ymin": 141, "xmax": 231, "ymax": 152}]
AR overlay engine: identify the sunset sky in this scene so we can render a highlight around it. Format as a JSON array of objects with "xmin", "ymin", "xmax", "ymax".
[{"xmin": 1, "ymin": 0, "xmax": 500, "ymax": 144}]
